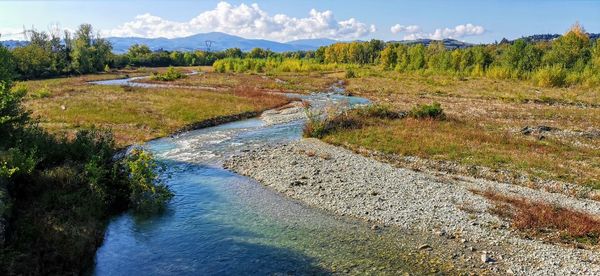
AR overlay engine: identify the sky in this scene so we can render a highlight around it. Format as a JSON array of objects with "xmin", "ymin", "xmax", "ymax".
[{"xmin": 1, "ymin": 0, "xmax": 599, "ymax": 43}]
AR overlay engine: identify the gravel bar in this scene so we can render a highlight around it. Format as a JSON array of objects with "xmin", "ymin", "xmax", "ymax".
[{"xmin": 225, "ymin": 138, "xmax": 600, "ymax": 275}]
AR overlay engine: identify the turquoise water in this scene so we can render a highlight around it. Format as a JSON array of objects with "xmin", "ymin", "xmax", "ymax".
[{"xmin": 92, "ymin": 79, "xmax": 439, "ymax": 275}]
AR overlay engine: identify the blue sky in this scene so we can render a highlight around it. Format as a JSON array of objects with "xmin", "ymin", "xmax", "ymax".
[{"xmin": 1, "ymin": 0, "xmax": 599, "ymax": 42}]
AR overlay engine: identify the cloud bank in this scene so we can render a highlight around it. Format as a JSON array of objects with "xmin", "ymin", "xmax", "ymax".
[
  {"xmin": 390, "ymin": 24, "xmax": 420, "ymax": 34},
  {"xmin": 105, "ymin": 1, "xmax": 376, "ymax": 41},
  {"xmin": 391, "ymin": 23, "xmax": 485, "ymax": 40}
]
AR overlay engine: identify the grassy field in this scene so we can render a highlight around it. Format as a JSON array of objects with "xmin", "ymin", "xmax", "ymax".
[
  {"xmin": 17, "ymin": 66, "xmax": 600, "ymax": 187},
  {"xmin": 294, "ymin": 67, "xmax": 599, "ymax": 189},
  {"xmin": 19, "ymin": 68, "xmax": 289, "ymax": 146},
  {"xmin": 137, "ymin": 66, "xmax": 342, "ymax": 93}
]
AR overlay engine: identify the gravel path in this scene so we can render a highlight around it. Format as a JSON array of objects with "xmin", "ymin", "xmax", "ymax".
[{"xmin": 225, "ymin": 138, "xmax": 600, "ymax": 275}]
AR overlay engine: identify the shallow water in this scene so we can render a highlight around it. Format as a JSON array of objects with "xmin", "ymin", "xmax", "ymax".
[{"xmin": 92, "ymin": 78, "xmax": 437, "ymax": 275}]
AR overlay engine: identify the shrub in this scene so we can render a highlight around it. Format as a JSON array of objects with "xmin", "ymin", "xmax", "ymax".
[
  {"xmin": 485, "ymin": 66, "xmax": 512, "ymax": 80},
  {"xmin": 345, "ymin": 68, "xmax": 357, "ymax": 78},
  {"xmin": 32, "ymin": 85, "xmax": 51, "ymax": 98},
  {"xmin": 123, "ymin": 148, "xmax": 173, "ymax": 213},
  {"xmin": 151, "ymin": 66, "xmax": 186, "ymax": 81},
  {"xmin": 410, "ymin": 102, "xmax": 445, "ymax": 119},
  {"xmin": 356, "ymin": 104, "xmax": 400, "ymax": 119},
  {"xmin": 303, "ymin": 108, "xmax": 328, "ymax": 138},
  {"xmin": 303, "ymin": 104, "xmax": 399, "ymax": 138},
  {"xmin": 532, "ymin": 65, "xmax": 567, "ymax": 87}
]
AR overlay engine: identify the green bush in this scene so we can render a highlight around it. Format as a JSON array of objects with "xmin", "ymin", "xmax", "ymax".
[
  {"xmin": 304, "ymin": 103, "xmax": 394, "ymax": 138},
  {"xmin": 123, "ymin": 148, "xmax": 173, "ymax": 213},
  {"xmin": 0, "ymin": 70, "xmax": 174, "ymax": 273},
  {"xmin": 410, "ymin": 102, "xmax": 445, "ymax": 119},
  {"xmin": 345, "ymin": 68, "xmax": 357, "ymax": 78},
  {"xmin": 532, "ymin": 65, "xmax": 567, "ymax": 87},
  {"xmin": 356, "ymin": 104, "xmax": 400, "ymax": 119},
  {"xmin": 485, "ymin": 66, "xmax": 513, "ymax": 80},
  {"xmin": 151, "ymin": 66, "xmax": 186, "ymax": 81},
  {"xmin": 32, "ymin": 85, "xmax": 51, "ymax": 98}
]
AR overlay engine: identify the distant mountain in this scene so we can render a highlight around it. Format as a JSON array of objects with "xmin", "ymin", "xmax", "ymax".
[
  {"xmin": 286, "ymin": 38, "xmax": 339, "ymax": 49},
  {"xmin": 1, "ymin": 40, "xmax": 26, "ymax": 49},
  {"xmin": 107, "ymin": 32, "xmax": 337, "ymax": 53},
  {"xmin": 389, "ymin": 38, "xmax": 473, "ymax": 49},
  {"xmin": 516, "ymin": 33, "xmax": 599, "ymax": 43}
]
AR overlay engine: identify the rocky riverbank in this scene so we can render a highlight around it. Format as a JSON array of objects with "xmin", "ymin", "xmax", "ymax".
[{"xmin": 225, "ymin": 138, "xmax": 600, "ymax": 275}]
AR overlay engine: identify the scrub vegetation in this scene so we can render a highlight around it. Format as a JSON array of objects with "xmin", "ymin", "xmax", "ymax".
[{"xmin": 0, "ymin": 43, "xmax": 174, "ymax": 274}]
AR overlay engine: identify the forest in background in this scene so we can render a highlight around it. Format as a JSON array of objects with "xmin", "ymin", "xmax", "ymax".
[{"xmin": 2, "ymin": 23, "xmax": 599, "ymax": 88}]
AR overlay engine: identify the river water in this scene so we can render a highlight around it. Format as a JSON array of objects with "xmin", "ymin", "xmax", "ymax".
[{"xmin": 91, "ymin": 77, "xmax": 435, "ymax": 275}]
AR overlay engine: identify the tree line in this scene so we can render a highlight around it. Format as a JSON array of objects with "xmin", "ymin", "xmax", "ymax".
[
  {"xmin": 3, "ymin": 23, "xmax": 600, "ymax": 87},
  {"xmin": 217, "ymin": 23, "xmax": 600, "ymax": 87},
  {"xmin": 2, "ymin": 24, "xmax": 316, "ymax": 79}
]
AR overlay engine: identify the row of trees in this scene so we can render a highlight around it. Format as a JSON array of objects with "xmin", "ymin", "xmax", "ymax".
[
  {"xmin": 4, "ymin": 23, "xmax": 599, "ymax": 86},
  {"xmin": 9, "ymin": 24, "xmax": 111, "ymax": 78},
  {"xmin": 209, "ymin": 24, "xmax": 599, "ymax": 87},
  {"xmin": 4, "ymin": 24, "xmax": 318, "ymax": 79},
  {"xmin": 318, "ymin": 24, "xmax": 600, "ymax": 87}
]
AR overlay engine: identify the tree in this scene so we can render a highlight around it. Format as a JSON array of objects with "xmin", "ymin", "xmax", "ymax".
[
  {"xmin": 0, "ymin": 44, "xmax": 29, "ymax": 149},
  {"xmin": 407, "ymin": 44, "xmax": 425, "ymax": 70},
  {"xmin": 12, "ymin": 44, "xmax": 53, "ymax": 78},
  {"xmin": 248, "ymin": 48, "xmax": 268, "ymax": 59},
  {"xmin": 127, "ymin": 44, "xmax": 151, "ymax": 58},
  {"xmin": 543, "ymin": 23, "xmax": 591, "ymax": 70},
  {"xmin": 70, "ymin": 24, "xmax": 112, "ymax": 74},
  {"xmin": 223, "ymin": 48, "xmax": 243, "ymax": 58},
  {"xmin": 380, "ymin": 45, "xmax": 397, "ymax": 70},
  {"xmin": 504, "ymin": 39, "xmax": 542, "ymax": 73},
  {"xmin": 0, "ymin": 44, "xmax": 15, "ymax": 83}
]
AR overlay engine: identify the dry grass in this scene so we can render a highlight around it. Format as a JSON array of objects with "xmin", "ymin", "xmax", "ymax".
[
  {"xmin": 137, "ymin": 70, "xmax": 341, "ymax": 93},
  {"xmin": 324, "ymin": 115, "xmax": 599, "ymax": 187},
  {"xmin": 273, "ymin": 67, "xmax": 600, "ymax": 189},
  {"xmin": 20, "ymin": 70, "xmax": 289, "ymax": 146},
  {"xmin": 473, "ymin": 189, "xmax": 600, "ymax": 245},
  {"xmin": 346, "ymin": 69, "xmax": 600, "ymax": 106}
]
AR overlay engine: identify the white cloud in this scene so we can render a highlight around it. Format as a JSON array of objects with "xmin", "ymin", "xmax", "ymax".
[
  {"xmin": 391, "ymin": 23, "xmax": 485, "ymax": 40},
  {"xmin": 390, "ymin": 24, "xmax": 420, "ymax": 34},
  {"xmin": 429, "ymin": 24, "xmax": 485, "ymax": 40},
  {"xmin": 104, "ymin": 1, "xmax": 376, "ymax": 41}
]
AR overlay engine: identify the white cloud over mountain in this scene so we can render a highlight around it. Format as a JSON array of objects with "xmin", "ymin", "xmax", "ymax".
[
  {"xmin": 390, "ymin": 24, "xmax": 420, "ymax": 34},
  {"xmin": 391, "ymin": 23, "xmax": 485, "ymax": 40},
  {"xmin": 105, "ymin": 1, "xmax": 376, "ymax": 41}
]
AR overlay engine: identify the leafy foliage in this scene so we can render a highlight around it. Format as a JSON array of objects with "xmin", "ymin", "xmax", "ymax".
[
  {"xmin": 150, "ymin": 66, "xmax": 186, "ymax": 81},
  {"xmin": 410, "ymin": 102, "xmax": 445, "ymax": 119},
  {"xmin": 0, "ymin": 45, "xmax": 173, "ymax": 274},
  {"xmin": 123, "ymin": 148, "xmax": 173, "ymax": 213}
]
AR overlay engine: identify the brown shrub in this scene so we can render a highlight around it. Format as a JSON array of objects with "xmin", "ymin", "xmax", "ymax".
[{"xmin": 473, "ymin": 189, "xmax": 600, "ymax": 244}]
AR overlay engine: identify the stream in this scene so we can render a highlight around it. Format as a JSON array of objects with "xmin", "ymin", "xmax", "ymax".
[{"xmin": 90, "ymin": 77, "xmax": 433, "ymax": 275}]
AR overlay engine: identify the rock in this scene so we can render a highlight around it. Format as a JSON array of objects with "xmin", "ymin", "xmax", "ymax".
[
  {"xmin": 290, "ymin": 180, "xmax": 305, "ymax": 186},
  {"xmin": 60, "ymin": 105, "xmax": 67, "ymax": 111},
  {"xmin": 418, "ymin": 244, "xmax": 432, "ymax": 251},
  {"xmin": 520, "ymin": 126, "xmax": 533, "ymax": 135},
  {"xmin": 481, "ymin": 252, "xmax": 494, "ymax": 263},
  {"xmin": 371, "ymin": 225, "xmax": 380, "ymax": 230}
]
